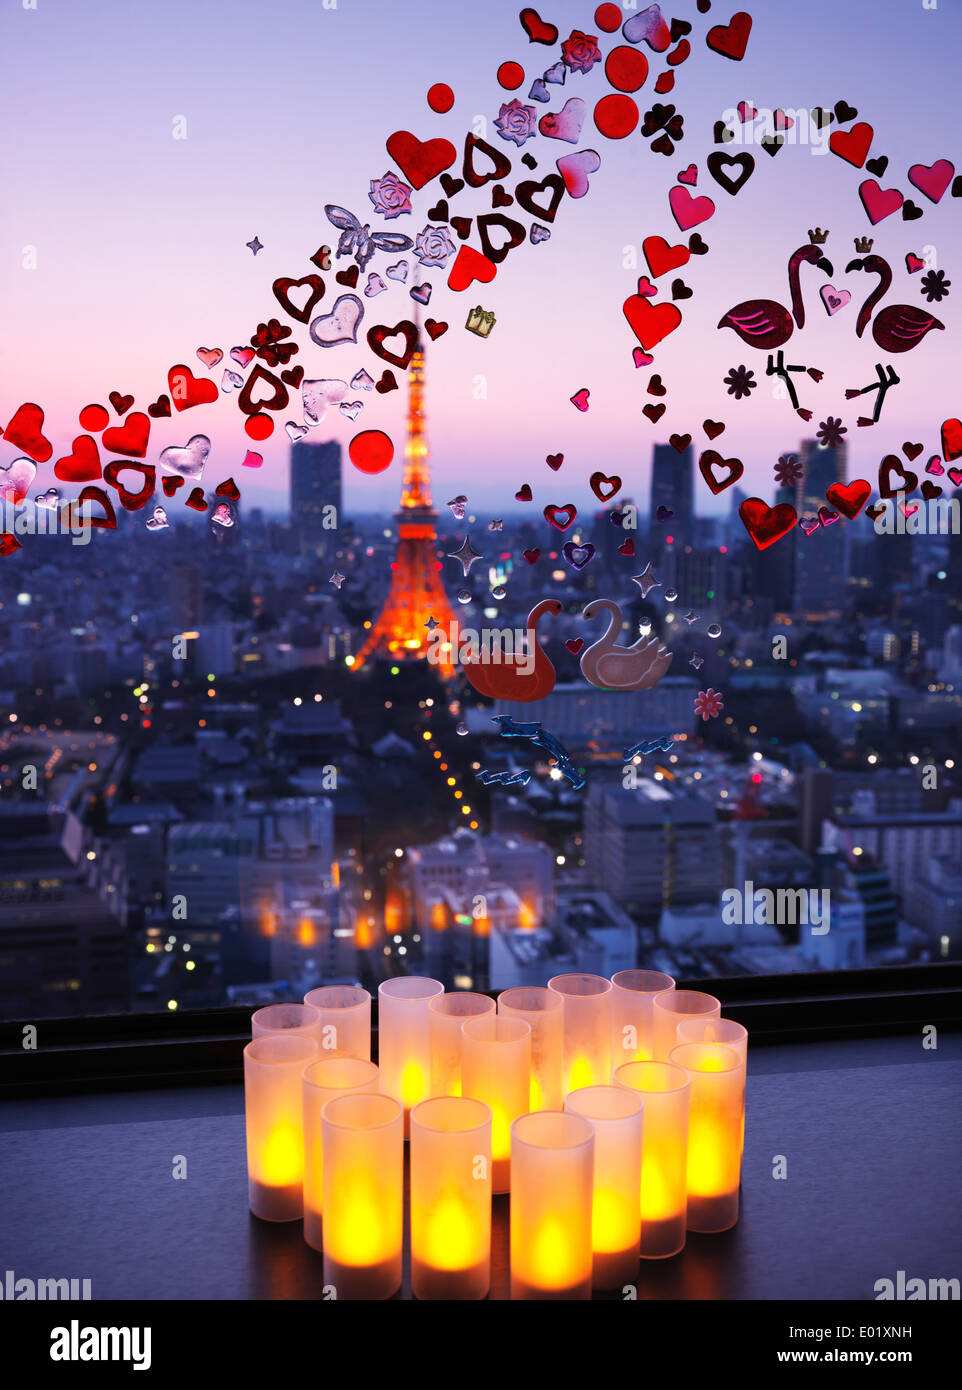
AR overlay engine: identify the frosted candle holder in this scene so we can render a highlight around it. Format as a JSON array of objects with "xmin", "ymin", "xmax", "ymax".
[
  {"xmin": 303, "ymin": 985, "xmax": 371, "ymax": 1061},
  {"xmin": 510, "ymin": 1111, "xmax": 594, "ymax": 1300},
  {"xmin": 321, "ymin": 1092, "xmax": 404, "ymax": 1299},
  {"xmin": 651, "ymin": 989, "xmax": 720, "ymax": 1062},
  {"xmin": 676, "ymin": 1016, "xmax": 747, "ymax": 1155},
  {"xmin": 565, "ymin": 1085, "xmax": 644, "ymax": 1289},
  {"xmin": 244, "ymin": 1033, "xmax": 317, "ymax": 1222},
  {"xmin": 498, "ymin": 985, "xmax": 564, "ymax": 1112},
  {"xmin": 614, "ymin": 1060, "xmax": 690, "ymax": 1258},
  {"xmin": 547, "ymin": 973, "xmax": 613, "ymax": 1096},
  {"xmin": 301, "ymin": 1057, "xmax": 379, "ymax": 1252},
  {"xmin": 610, "ymin": 969, "xmax": 675, "ymax": 1067},
  {"xmin": 460, "ymin": 1015, "xmax": 531, "ymax": 1193},
  {"xmin": 251, "ymin": 1002, "xmax": 321, "ymax": 1045},
  {"xmin": 428, "ymin": 992, "xmax": 496, "ymax": 1098},
  {"xmin": 410, "ymin": 1096, "xmax": 492, "ymax": 1300},
  {"xmin": 668, "ymin": 1042, "xmax": 743, "ymax": 1234},
  {"xmin": 377, "ymin": 976, "xmax": 443, "ymax": 1136}
]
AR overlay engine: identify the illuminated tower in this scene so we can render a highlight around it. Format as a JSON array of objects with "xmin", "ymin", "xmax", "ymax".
[{"xmin": 353, "ymin": 336, "xmax": 457, "ymax": 675}]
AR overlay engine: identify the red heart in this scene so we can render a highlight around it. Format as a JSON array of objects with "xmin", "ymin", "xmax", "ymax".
[
  {"xmin": 655, "ymin": 72, "xmax": 675, "ymax": 94},
  {"xmin": 826, "ymin": 479, "xmax": 871, "ymax": 519},
  {"xmin": 699, "ymin": 449, "xmax": 744, "ymax": 494},
  {"xmin": 162, "ymin": 475, "xmax": 185, "ymax": 497},
  {"xmin": 76, "ymin": 485, "xmax": 117, "ymax": 530},
  {"xmin": 523, "ymin": 548, "xmax": 541, "ymax": 564},
  {"xmin": 739, "ymin": 497, "xmax": 797, "ymax": 550},
  {"xmin": 336, "ymin": 266, "xmax": 360, "ymax": 288},
  {"xmin": 54, "ymin": 435, "xmax": 102, "ymax": 484},
  {"xmin": 642, "ymin": 235, "xmax": 690, "ymax": 278},
  {"xmin": 185, "ymin": 487, "xmax": 208, "ymax": 512},
  {"xmin": 148, "ymin": 395, "xmax": 171, "ymax": 418},
  {"xmin": 367, "ymin": 320, "xmax": 419, "ymax": 369},
  {"xmin": 647, "ymin": 374, "xmax": 666, "ymax": 396},
  {"xmin": 637, "ymin": 276, "xmax": 657, "ymax": 298},
  {"xmin": 905, "ymin": 253, "xmax": 926, "ymax": 274},
  {"xmin": 102, "ymin": 411, "xmax": 150, "ymax": 458},
  {"xmin": 168, "ymin": 364, "xmax": 219, "ymax": 412},
  {"xmin": 447, "ymin": 245, "xmax": 497, "ymax": 291},
  {"xmin": 108, "ymin": 391, "xmax": 134, "ymax": 415},
  {"xmin": 2, "ymin": 402, "xmax": 52, "ymax": 462},
  {"xmin": 565, "ymin": 638, "xmax": 584, "ymax": 655},
  {"xmin": 215, "ymin": 477, "xmax": 240, "ymax": 500},
  {"xmin": 515, "ymin": 483, "xmax": 533, "ymax": 501},
  {"xmin": 623, "ymin": 293, "xmax": 682, "ymax": 350},
  {"xmin": 519, "ymin": 6, "xmax": 558, "ymax": 43},
  {"xmin": 829, "ymin": 121, "xmax": 874, "ymax": 168},
  {"xmin": 375, "ymin": 371, "xmax": 398, "ymax": 394},
  {"xmin": 386, "ymin": 129, "xmax": 457, "ymax": 189},
  {"xmin": 546, "ymin": 453, "xmax": 564, "ymax": 471},
  {"xmin": 668, "ymin": 185, "xmax": 715, "ymax": 231},
  {"xmin": 618, "ymin": 537, "xmax": 635, "ymax": 557},
  {"xmin": 425, "ymin": 318, "xmax": 448, "ymax": 340},
  {"xmin": 103, "ymin": 460, "xmax": 156, "ymax": 511},
  {"xmin": 921, "ymin": 480, "xmax": 943, "ymax": 501},
  {"xmin": 907, "ymin": 159, "xmax": 955, "ymax": 204},
  {"xmin": 858, "ymin": 180, "xmax": 904, "ymax": 225},
  {"xmin": 643, "ymin": 403, "xmax": 666, "ymax": 423},
  {"xmin": 669, "ymin": 433, "xmax": 691, "ymax": 453},
  {"xmin": 272, "ymin": 275, "xmax": 325, "ymax": 324},
  {"xmin": 903, "ymin": 441, "xmax": 923, "ymax": 462},
  {"xmin": 703, "ymin": 419, "xmax": 725, "ymax": 439},
  {"xmin": 590, "ymin": 472, "xmax": 622, "ymax": 501},
  {"xmin": 0, "ymin": 532, "xmax": 21, "ymax": 556},
  {"xmin": 281, "ymin": 365, "xmax": 305, "ymax": 388},
  {"xmin": 941, "ymin": 418, "xmax": 962, "ymax": 462},
  {"xmin": 706, "ymin": 11, "xmax": 753, "ymax": 61},
  {"xmin": 544, "ymin": 503, "xmax": 577, "ymax": 531}
]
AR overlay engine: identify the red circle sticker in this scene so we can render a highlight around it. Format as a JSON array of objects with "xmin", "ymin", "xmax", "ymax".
[{"xmin": 349, "ymin": 429, "xmax": 395, "ymax": 474}]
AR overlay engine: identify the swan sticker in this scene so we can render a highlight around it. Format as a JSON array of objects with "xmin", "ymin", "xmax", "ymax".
[
  {"xmin": 460, "ymin": 599, "xmax": 562, "ymax": 702},
  {"xmin": 579, "ymin": 599, "xmax": 673, "ymax": 692}
]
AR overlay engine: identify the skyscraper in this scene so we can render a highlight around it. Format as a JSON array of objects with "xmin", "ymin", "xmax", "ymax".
[
  {"xmin": 793, "ymin": 438, "xmax": 848, "ymax": 619},
  {"xmin": 649, "ymin": 444, "xmax": 693, "ymax": 557},
  {"xmin": 352, "ymin": 335, "xmax": 457, "ymax": 674},
  {"xmin": 290, "ymin": 440, "xmax": 342, "ymax": 556}
]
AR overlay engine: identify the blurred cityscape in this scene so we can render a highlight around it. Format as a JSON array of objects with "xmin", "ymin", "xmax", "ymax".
[{"xmin": 2, "ymin": 350, "xmax": 961, "ymax": 1019}]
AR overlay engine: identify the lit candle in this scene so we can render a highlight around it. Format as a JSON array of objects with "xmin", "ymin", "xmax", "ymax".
[
  {"xmin": 460, "ymin": 1015, "xmax": 531, "ymax": 1193},
  {"xmin": 377, "ymin": 976, "xmax": 443, "ymax": 1137},
  {"xmin": 410, "ymin": 1096, "xmax": 492, "ymax": 1300},
  {"xmin": 676, "ymin": 1016, "xmax": 747, "ymax": 1156},
  {"xmin": 610, "ymin": 969, "xmax": 676, "ymax": 1066},
  {"xmin": 668, "ymin": 1042, "xmax": 743, "ymax": 1233},
  {"xmin": 301, "ymin": 1056, "xmax": 379, "ymax": 1253},
  {"xmin": 614, "ymin": 1060, "xmax": 690, "ymax": 1258},
  {"xmin": 510, "ymin": 1111, "xmax": 594, "ymax": 1299},
  {"xmin": 321, "ymin": 1092, "xmax": 404, "ymax": 1299},
  {"xmin": 547, "ymin": 973, "xmax": 612, "ymax": 1096},
  {"xmin": 303, "ymin": 985, "xmax": 372, "ymax": 1060},
  {"xmin": 428, "ymin": 992, "xmax": 496, "ymax": 1097},
  {"xmin": 244, "ymin": 1033, "xmax": 317, "ymax": 1222},
  {"xmin": 565, "ymin": 1085, "xmax": 643, "ymax": 1289},
  {"xmin": 498, "ymin": 986, "xmax": 564, "ymax": 1111},
  {"xmin": 251, "ymin": 1002, "xmax": 322, "ymax": 1045},
  {"xmin": 651, "ymin": 988, "xmax": 720, "ymax": 1062}
]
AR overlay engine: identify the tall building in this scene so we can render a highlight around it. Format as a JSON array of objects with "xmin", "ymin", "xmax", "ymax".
[
  {"xmin": 649, "ymin": 444, "xmax": 693, "ymax": 556},
  {"xmin": 352, "ymin": 335, "xmax": 457, "ymax": 674},
  {"xmin": 793, "ymin": 438, "xmax": 848, "ymax": 619},
  {"xmin": 290, "ymin": 440, "xmax": 341, "ymax": 556}
]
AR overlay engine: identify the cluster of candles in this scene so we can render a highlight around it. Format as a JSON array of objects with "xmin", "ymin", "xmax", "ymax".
[{"xmin": 243, "ymin": 971, "xmax": 747, "ymax": 1300}]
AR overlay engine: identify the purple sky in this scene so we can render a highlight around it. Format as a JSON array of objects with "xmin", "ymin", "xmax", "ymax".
[{"xmin": 2, "ymin": 0, "xmax": 959, "ymax": 520}]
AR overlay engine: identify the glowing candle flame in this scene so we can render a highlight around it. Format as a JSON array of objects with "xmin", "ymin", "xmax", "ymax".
[
  {"xmin": 261, "ymin": 1121, "xmax": 303, "ymax": 1186},
  {"xmin": 420, "ymin": 1191, "xmax": 478, "ymax": 1271},
  {"xmin": 401, "ymin": 1060, "xmax": 426, "ymax": 1109}
]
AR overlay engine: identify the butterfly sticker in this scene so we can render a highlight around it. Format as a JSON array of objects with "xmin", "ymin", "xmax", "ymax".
[{"xmin": 324, "ymin": 205, "xmax": 414, "ymax": 270}]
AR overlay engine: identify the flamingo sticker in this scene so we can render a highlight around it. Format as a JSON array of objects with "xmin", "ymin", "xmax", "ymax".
[
  {"xmin": 579, "ymin": 599, "xmax": 673, "ymax": 692},
  {"xmin": 845, "ymin": 253, "xmax": 945, "ymax": 352},
  {"xmin": 717, "ymin": 240, "xmax": 834, "ymax": 348}
]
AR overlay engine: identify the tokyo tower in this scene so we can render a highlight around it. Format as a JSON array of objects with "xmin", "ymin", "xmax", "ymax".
[{"xmin": 352, "ymin": 332, "xmax": 457, "ymax": 677}]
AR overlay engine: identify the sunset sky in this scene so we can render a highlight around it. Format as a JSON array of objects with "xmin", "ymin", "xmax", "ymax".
[{"xmin": 2, "ymin": 0, "xmax": 959, "ymax": 520}]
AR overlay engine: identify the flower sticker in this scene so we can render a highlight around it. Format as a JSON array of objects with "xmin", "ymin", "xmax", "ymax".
[
  {"xmin": 561, "ymin": 30, "xmax": 602, "ymax": 75},
  {"xmin": 816, "ymin": 416, "xmax": 847, "ymax": 449},
  {"xmin": 414, "ymin": 225, "xmax": 456, "ymax": 269},
  {"xmin": 368, "ymin": 172, "xmax": 413, "ymax": 221},
  {"xmin": 694, "ymin": 688, "xmax": 724, "ymax": 721},
  {"xmin": 723, "ymin": 365, "xmax": 757, "ymax": 399},
  {"xmin": 494, "ymin": 99, "xmax": 538, "ymax": 147}
]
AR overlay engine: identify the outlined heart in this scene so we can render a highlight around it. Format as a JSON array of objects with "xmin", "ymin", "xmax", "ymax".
[
  {"xmin": 590, "ymin": 472, "xmax": 622, "ymax": 501},
  {"xmin": 544, "ymin": 502, "xmax": 577, "ymax": 530},
  {"xmin": 699, "ymin": 449, "xmax": 743, "ymax": 494},
  {"xmin": 272, "ymin": 275, "xmax": 326, "ymax": 324}
]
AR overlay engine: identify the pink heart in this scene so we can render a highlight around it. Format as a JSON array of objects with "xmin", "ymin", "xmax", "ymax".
[
  {"xmin": 677, "ymin": 164, "xmax": 698, "ymax": 186},
  {"xmin": 926, "ymin": 456, "xmax": 944, "ymax": 475},
  {"xmin": 905, "ymin": 253, "xmax": 926, "ymax": 274},
  {"xmin": 242, "ymin": 450, "xmax": 263, "ymax": 468},
  {"xmin": 949, "ymin": 467, "xmax": 962, "ymax": 488},
  {"xmin": 736, "ymin": 101, "xmax": 756, "ymax": 122},
  {"xmin": 773, "ymin": 108, "xmax": 794, "ymax": 130},
  {"xmin": 570, "ymin": 388, "xmax": 590, "ymax": 412},
  {"xmin": 230, "ymin": 346, "xmax": 256, "ymax": 369},
  {"xmin": 637, "ymin": 276, "xmax": 657, "ymax": 298},
  {"xmin": 668, "ymin": 184, "xmax": 715, "ymax": 232},
  {"xmin": 818, "ymin": 506, "xmax": 840, "ymax": 527},
  {"xmin": 556, "ymin": 148, "xmax": 601, "ymax": 199},
  {"xmin": 539, "ymin": 97, "xmax": 586, "ymax": 144},
  {"xmin": 902, "ymin": 502, "xmax": 919, "ymax": 518},
  {"xmin": 632, "ymin": 347, "xmax": 654, "ymax": 367},
  {"xmin": 196, "ymin": 347, "xmax": 223, "ymax": 369},
  {"xmin": 820, "ymin": 285, "xmax": 851, "ymax": 316},
  {"xmin": 0, "ymin": 456, "xmax": 37, "ymax": 504},
  {"xmin": 858, "ymin": 180, "xmax": 904, "ymax": 225},
  {"xmin": 799, "ymin": 516, "xmax": 820, "ymax": 536},
  {"xmin": 907, "ymin": 159, "xmax": 955, "ymax": 205}
]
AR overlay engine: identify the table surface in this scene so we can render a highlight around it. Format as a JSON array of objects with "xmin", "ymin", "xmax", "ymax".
[{"xmin": 2, "ymin": 1034, "xmax": 960, "ymax": 1300}]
